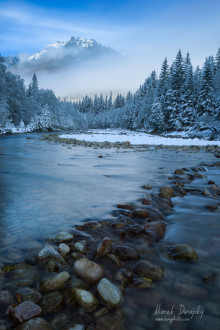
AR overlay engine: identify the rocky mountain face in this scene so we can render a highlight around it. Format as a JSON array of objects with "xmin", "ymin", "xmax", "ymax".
[{"xmin": 4, "ymin": 37, "xmax": 120, "ymax": 75}]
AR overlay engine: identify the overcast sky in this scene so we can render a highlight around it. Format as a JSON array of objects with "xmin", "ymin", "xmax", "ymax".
[{"xmin": 1, "ymin": 0, "xmax": 220, "ymax": 93}]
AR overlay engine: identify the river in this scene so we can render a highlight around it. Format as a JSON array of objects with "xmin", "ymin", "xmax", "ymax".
[{"xmin": 0, "ymin": 133, "xmax": 219, "ymax": 329}]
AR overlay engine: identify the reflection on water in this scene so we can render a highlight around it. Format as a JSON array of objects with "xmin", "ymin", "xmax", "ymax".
[{"xmin": 0, "ymin": 133, "xmax": 220, "ymax": 329}]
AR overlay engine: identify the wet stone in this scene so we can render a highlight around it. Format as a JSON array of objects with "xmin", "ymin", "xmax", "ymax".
[
  {"xmin": 38, "ymin": 245, "xmax": 66, "ymax": 265},
  {"xmin": 10, "ymin": 301, "xmax": 42, "ymax": 324},
  {"xmin": 74, "ymin": 258, "xmax": 103, "ymax": 283},
  {"xmin": 114, "ymin": 246, "xmax": 138, "ymax": 260},
  {"xmin": 40, "ymin": 291, "xmax": 64, "ymax": 315},
  {"xmin": 174, "ymin": 169, "xmax": 185, "ymax": 175},
  {"xmin": 159, "ymin": 186, "xmax": 174, "ymax": 198},
  {"xmin": 133, "ymin": 260, "xmax": 163, "ymax": 281},
  {"xmin": 16, "ymin": 287, "xmax": 42, "ymax": 304},
  {"xmin": 58, "ymin": 243, "xmax": 70, "ymax": 257},
  {"xmin": 117, "ymin": 204, "xmax": 134, "ymax": 211},
  {"xmin": 133, "ymin": 277, "xmax": 152, "ymax": 290},
  {"xmin": 54, "ymin": 232, "xmax": 73, "ymax": 243},
  {"xmin": 126, "ymin": 224, "xmax": 144, "ymax": 236},
  {"xmin": 41, "ymin": 271, "xmax": 71, "ymax": 292},
  {"xmin": 69, "ymin": 252, "xmax": 85, "ymax": 261},
  {"xmin": 106, "ymin": 254, "xmax": 121, "ymax": 267},
  {"xmin": 73, "ymin": 288, "xmax": 99, "ymax": 311},
  {"xmin": 15, "ymin": 317, "xmax": 52, "ymax": 330},
  {"xmin": 45, "ymin": 260, "xmax": 59, "ymax": 272},
  {"xmin": 95, "ymin": 237, "xmax": 112, "ymax": 257},
  {"xmin": 74, "ymin": 240, "xmax": 87, "ymax": 254},
  {"xmin": 94, "ymin": 309, "xmax": 125, "ymax": 330},
  {"xmin": 135, "ymin": 208, "xmax": 149, "ymax": 218},
  {"xmin": 0, "ymin": 290, "xmax": 14, "ymax": 312},
  {"xmin": 144, "ymin": 221, "xmax": 166, "ymax": 239},
  {"xmin": 97, "ymin": 278, "xmax": 122, "ymax": 309},
  {"xmin": 163, "ymin": 244, "xmax": 198, "ymax": 261}
]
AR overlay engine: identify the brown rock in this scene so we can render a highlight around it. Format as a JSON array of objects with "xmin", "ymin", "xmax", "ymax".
[
  {"xmin": 95, "ymin": 237, "xmax": 112, "ymax": 257},
  {"xmin": 144, "ymin": 221, "xmax": 166, "ymax": 239},
  {"xmin": 126, "ymin": 224, "xmax": 145, "ymax": 236},
  {"xmin": 10, "ymin": 301, "xmax": 42, "ymax": 324},
  {"xmin": 174, "ymin": 169, "xmax": 185, "ymax": 175},
  {"xmin": 114, "ymin": 246, "xmax": 139, "ymax": 260},
  {"xmin": 163, "ymin": 244, "xmax": 198, "ymax": 261},
  {"xmin": 133, "ymin": 260, "xmax": 163, "ymax": 281},
  {"xmin": 117, "ymin": 204, "xmax": 134, "ymax": 211},
  {"xmin": 159, "ymin": 186, "xmax": 174, "ymax": 199},
  {"xmin": 135, "ymin": 208, "xmax": 149, "ymax": 218}
]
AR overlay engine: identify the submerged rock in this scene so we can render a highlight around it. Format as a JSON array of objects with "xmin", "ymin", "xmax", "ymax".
[
  {"xmin": 40, "ymin": 291, "xmax": 64, "ymax": 315},
  {"xmin": 15, "ymin": 317, "xmax": 52, "ymax": 330},
  {"xmin": 163, "ymin": 244, "xmax": 198, "ymax": 261},
  {"xmin": 16, "ymin": 287, "xmax": 42, "ymax": 304},
  {"xmin": 38, "ymin": 245, "xmax": 66, "ymax": 265},
  {"xmin": 41, "ymin": 271, "xmax": 71, "ymax": 292},
  {"xmin": 114, "ymin": 246, "xmax": 138, "ymax": 260},
  {"xmin": 95, "ymin": 237, "xmax": 112, "ymax": 257},
  {"xmin": 54, "ymin": 232, "xmax": 73, "ymax": 243},
  {"xmin": 73, "ymin": 288, "xmax": 99, "ymax": 311},
  {"xmin": 135, "ymin": 208, "xmax": 149, "ymax": 218},
  {"xmin": 97, "ymin": 278, "xmax": 122, "ymax": 309},
  {"xmin": 58, "ymin": 243, "xmax": 70, "ymax": 257},
  {"xmin": 174, "ymin": 283, "xmax": 207, "ymax": 299},
  {"xmin": 10, "ymin": 301, "xmax": 42, "ymax": 324},
  {"xmin": 159, "ymin": 186, "xmax": 174, "ymax": 199},
  {"xmin": 133, "ymin": 260, "xmax": 163, "ymax": 281},
  {"xmin": 74, "ymin": 258, "xmax": 103, "ymax": 283},
  {"xmin": 0, "ymin": 290, "xmax": 14, "ymax": 312},
  {"xmin": 74, "ymin": 240, "xmax": 87, "ymax": 254}
]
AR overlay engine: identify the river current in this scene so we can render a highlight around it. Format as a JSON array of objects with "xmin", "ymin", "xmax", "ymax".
[{"xmin": 0, "ymin": 133, "xmax": 219, "ymax": 329}]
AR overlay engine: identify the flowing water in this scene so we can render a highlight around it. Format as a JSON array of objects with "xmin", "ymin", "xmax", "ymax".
[{"xmin": 0, "ymin": 133, "xmax": 219, "ymax": 329}]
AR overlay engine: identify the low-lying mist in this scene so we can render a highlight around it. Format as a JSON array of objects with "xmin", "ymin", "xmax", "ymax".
[{"xmin": 21, "ymin": 54, "xmax": 150, "ymax": 98}]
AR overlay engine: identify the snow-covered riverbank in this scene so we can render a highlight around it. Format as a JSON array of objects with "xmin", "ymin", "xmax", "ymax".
[{"xmin": 60, "ymin": 129, "xmax": 220, "ymax": 146}]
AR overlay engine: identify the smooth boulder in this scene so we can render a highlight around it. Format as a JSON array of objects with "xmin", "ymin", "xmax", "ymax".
[
  {"xmin": 97, "ymin": 278, "xmax": 122, "ymax": 309},
  {"xmin": 74, "ymin": 258, "xmax": 103, "ymax": 283},
  {"xmin": 133, "ymin": 260, "xmax": 163, "ymax": 281},
  {"xmin": 41, "ymin": 271, "xmax": 70, "ymax": 292}
]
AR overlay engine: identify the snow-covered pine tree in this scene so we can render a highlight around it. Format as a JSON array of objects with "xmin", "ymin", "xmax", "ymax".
[{"xmin": 197, "ymin": 56, "xmax": 216, "ymax": 117}]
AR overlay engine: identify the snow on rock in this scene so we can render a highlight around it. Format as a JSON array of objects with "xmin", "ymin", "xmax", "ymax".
[{"xmin": 60, "ymin": 129, "xmax": 220, "ymax": 146}]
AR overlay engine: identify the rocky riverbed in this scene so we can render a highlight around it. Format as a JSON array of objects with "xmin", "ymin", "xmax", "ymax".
[{"xmin": 0, "ymin": 154, "xmax": 220, "ymax": 329}]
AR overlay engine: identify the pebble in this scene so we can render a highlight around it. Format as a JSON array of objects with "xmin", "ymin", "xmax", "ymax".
[
  {"xmin": 135, "ymin": 208, "xmax": 149, "ymax": 218},
  {"xmin": 38, "ymin": 245, "xmax": 66, "ymax": 264},
  {"xmin": 97, "ymin": 278, "xmax": 122, "ymax": 308},
  {"xmin": 73, "ymin": 288, "xmax": 99, "ymax": 311},
  {"xmin": 41, "ymin": 271, "xmax": 71, "ymax": 292},
  {"xmin": 15, "ymin": 317, "xmax": 52, "ymax": 330},
  {"xmin": 159, "ymin": 186, "xmax": 174, "ymax": 198},
  {"xmin": 74, "ymin": 240, "xmax": 87, "ymax": 253},
  {"xmin": 95, "ymin": 237, "xmax": 112, "ymax": 257},
  {"xmin": 9, "ymin": 301, "xmax": 42, "ymax": 324},
  {"xmin": 114, "ymin": 246, "xmax": 138, "ymax": 260},
  {"xmin": 133, "ymin": 260, "xmax": 163, "ymax": 281},
  {"xmin": 16, "ymin": 287, "xmax": 42, "ymax": 304},
  {"xmin": 54, "ymin": 232, "xmax": 73, "ymax": 243},
  {"xmin": 74, "ymin": 258, "xmax": 103, "ymax": 283},
  {"xmin": 163, "ymin": 244, "xmax": 198, "ymax": 261},
  {"xmin": 0, "ymin": 290, "xmax": 14, "ymax": 312},
  {"xmin": 40, "ymin": 291, "xmax": 64, "ymax": 314},
  {"xmin": 58, "ymin": 243, "xmax": 70, "ymax": 257}
]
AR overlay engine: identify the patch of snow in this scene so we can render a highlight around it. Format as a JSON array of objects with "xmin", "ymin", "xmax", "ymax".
[{"xmin": 60, "ymin": 129, "xmax": 220, "ymax": 146}]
